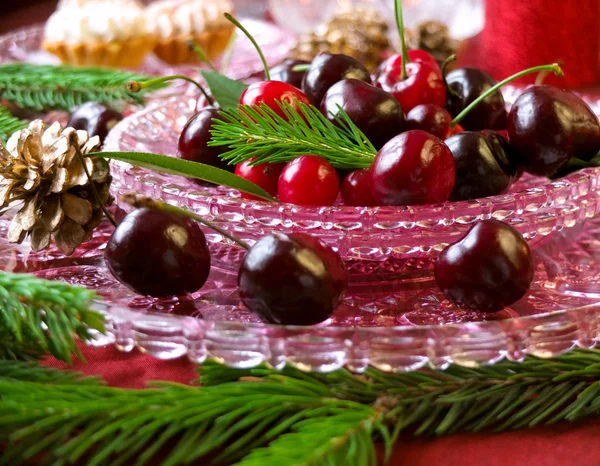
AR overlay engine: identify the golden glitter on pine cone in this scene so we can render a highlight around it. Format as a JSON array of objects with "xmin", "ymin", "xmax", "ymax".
[
  {"xmin": 291, "ymin": 8, "xmax": 390, "ymax": 71},
  {"xmin": 0, "ymin": 120, "xmax": 113, "ymax": 255},
  {"xmin": 405, "ymin": 21, "xmax": 461, "ymax": 65}
]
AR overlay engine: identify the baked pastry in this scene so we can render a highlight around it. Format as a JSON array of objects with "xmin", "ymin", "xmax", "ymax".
[
  {"xmin": 43, "ymin": 0, "xmax": 156, "ymax": 68},
  {"xmin": 146, "ymin": 0, "xmax": 235, "ymax": 65}
]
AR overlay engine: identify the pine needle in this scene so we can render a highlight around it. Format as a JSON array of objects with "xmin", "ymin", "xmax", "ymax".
[
  {"xmin": 0, "ymin": 104, "xmax": 27, "ymax": 143},
  {"xmin": 209, "ymin": 101, "xmax": 377, "ymax": 169},
  {"xmin": 0, "ymin": 271, "xmax": 105, "ymax": 363},
  {"xmin": 0, "ymin": 63, "xmax": 163, "ymax": 111}
]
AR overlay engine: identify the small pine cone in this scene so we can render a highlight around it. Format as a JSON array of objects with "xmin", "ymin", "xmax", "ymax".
[
  {"xmin": 405, "ymin": 21, "xmax": 461, "ymax": 65},
  {"xmin": 291, "ymin": 8, "xmax": 390, "ymax": 71},
  {"xmin": 0, "ymin": 120, "xmax": 113, "ymax": 255}
]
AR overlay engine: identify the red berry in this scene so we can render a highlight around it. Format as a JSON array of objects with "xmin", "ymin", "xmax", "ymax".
[
  {"xmin": 434, "ymin": 219, "xmax": 534, "ymax": 313},
  {"xmin": 239, "ymin": 81, "xmax": 310, "ymax": 120},
  {"xmin": 235, "ymin": 158, "xmax": 284, "ymax": 201},
  {"xmin": 370, "ymin": 130, "xmax": 456, "ymax": 206},
  {"xmin": 238, "ymin": 232, "xmax": 347, "ymax": 325},
  {"xmin": 375, "ymin": 50, "xmax": 440, "ymax": 88},
  {"xmin": 68, "ymin": 102, "xmax": 122, "ymax": 143},
  {"xmin": 341, "ymin": 169, "xmax": 376, "ymax": 206},
  {"xmin": 278, "ymin": 155, "xmax": 339, "ymax": 206},
  {"xmin": 406, "ymin": 104, "xmax": 454, "ymax": 140}
]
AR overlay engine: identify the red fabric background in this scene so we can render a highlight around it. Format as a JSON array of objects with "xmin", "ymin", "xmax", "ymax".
[{"xmin": 42, "ymin": 345, "xmax": 600, "ymax": 466}]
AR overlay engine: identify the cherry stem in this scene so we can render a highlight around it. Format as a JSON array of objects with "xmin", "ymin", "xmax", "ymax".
[
  {"xmin": 292, "ymin": 64, "xmax": 311, "ymax": 72},
  {"xmin": 128, "ymin": 76, "xmax": 214, "ymax": 106},
  {"xmin": 220, "ymin": 31, "xmax": 237, "ymax": 74},
  {"xmin": 121, "ymin": 193, "xmax": 250, "ymax": 250},
  {"xmin": 450, "ymin": 63, "xmax": 564, "ymax": 128},
  {"xmin": 187, "ymin": 39, "xmax": 218, "ymax": 73},
  {"xmin": 394, "ymin": 0, "xmax": 409, "ymax": 81},
  {"xmin": 441, "ymin": 54, "xmax": 458, "ymax": 97},
  {"xmin": 224, "ymin": 13, "xmax": 270, "ymax": 81}
]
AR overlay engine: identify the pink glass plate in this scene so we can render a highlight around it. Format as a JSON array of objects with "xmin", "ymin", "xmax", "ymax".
[{"xmin": 107, "ymin": 95, "xmax": 600, "ymax": 264}]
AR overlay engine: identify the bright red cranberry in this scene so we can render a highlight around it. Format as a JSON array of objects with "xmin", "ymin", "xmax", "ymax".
[
  {"xmin": 105, "ymin": 208, "xmax": 211, "ymax": 297},
  {"xmin": 302, "ymin": 53, "xmax": 372, "ymax": 106},
  {"xmin": 375, "ymin": 51, "xmax": 446, "ymax": 113},
  {"xmin": 238, "ymin": 232, "xmax": 347, "ymax": 325},
  {"xmin": 406, "ymin": 104, "xmax": 455, "ymax": 139},
  {"xmin": 239, "ymin": 81, "xmax": 310, "ymax": 120},
  {"xmin": 434, "ymin": 219, "xmax": 534, "ymax": 313},
  {"xmin": 278, "ymin": 155, "xmax": 339, "ymax": 206},
  {"xmin": 446, "ymin": 130, "xmax": 519, "ymax": 201},
  {"xmin": 508, "ymin": 86, "xmax": 600, "ymax": 177},
  {"xmin": 445, "ymin": 68, "xmax": 507, "ymax": 131},
  {"xmin": 234, "ymin": 158, "xmax": 284, "ymax": 201},
  {"xmin": 68, "ymin": 102, "xmax": 122, "ymax": 143},
  {"xmin": 370, "ymin": 130, "xmax": 456, "ymax": 206},
  {"xmin": 178, "ymin": 108, "xmax": 232, "ymax": 174},
  {"xmin": 320, "ymin": 79, "xmax": 405, "ymax": 150},
  {"xmin": 341, "ymin": 169, "xmax": 376, "ymax": 206},
  {"xmin": 271, "ymin": 58, "xmax": 310, "ymax": 89}
]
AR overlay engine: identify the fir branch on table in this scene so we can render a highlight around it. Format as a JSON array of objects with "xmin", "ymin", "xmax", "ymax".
[
  {"xmin": 3, "ymin": 350, "xmax": 600, "ymax": 466},
  {"xmin": 209, "ymin": 102, "xmax": 378, "ymax": 169},
  {"xmin": 0, "ymin": 271, "xmax": 105, "ymax": 363},
  {"xmin": 0, "ymin": 104, "xmax": 27, "ymax": 143},
  {"xmin": 0, "ymin": 63, "xmax": 164, "ymax": 112}
]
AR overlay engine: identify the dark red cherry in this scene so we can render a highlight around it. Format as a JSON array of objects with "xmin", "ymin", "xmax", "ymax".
[
  {"xmin": 370, "ymin": 130, "xmax": 455, "ymax": 206},
  {"xmin": 406, "ymin": 104, "xmax": 455, "ymax": 139},
  {"xmin": 445, "ymin": 68, "xmax": 507, "ymax": 131},
  {"xmin": 235, "ymin": 158, "xmax": 284, "ymax": 201},
  {"xmin": 375, "ymin": 50, "xmax": 440, "ymax": 89},
  {"xmin": 302, "ymin": 53, "xmax": 372, "ymax": 106},
  {"xmin": 320, "ymin": 79, "xmax": 405, "ymax": 150},
  {"xmin": 105, "ymin": 208, "xmax": 211, "ymax": 297},
  {"xmin": 341, "ymin": 169, "xmax": 376, "ymax": 206},
  {"xmin": 238, "ymin": 232, "xmax": 347, "ymax": 325},
  {"xmin": 178, "ymin": 108, "xmax": 231, "ymax": 173},
  {"xmin": 239, "ymin": 81, "xmax": 310, "ymax": 120},
  {"xmin": 270, "ymin": 58, "xmax": 310, "ymax": 89},
  {"xmin": 446, "ymin": 131, "xmax": 519, "ymax": 201},
  {"xmin": 278, "ymin": 155, "xmax": 339, "ymax": 206},
  {"xmin": 508, "ymin": 86, "xmax": 600, "ymax": 176},
  {"xmin": 68, "ymin": 102, "xmax": 122, "ymax": 143},
  {"xmin": 434, "ymin": 219, "xmax": 534, "ymax": 313}
]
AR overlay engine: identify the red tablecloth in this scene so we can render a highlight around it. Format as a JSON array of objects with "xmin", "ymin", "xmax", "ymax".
[{"xmin": 43, "ymin": 345, "xmax": 600, "ymax": 466}]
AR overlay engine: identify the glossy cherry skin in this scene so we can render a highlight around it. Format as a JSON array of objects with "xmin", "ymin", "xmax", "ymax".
[
  {"xmin": 238, "ymin": 232, "xmax": 347, "ymax": 325},
  {"xmin": 341, "ymin": 169, "xmax": 376, "ymax": 206},
  {"xmin": 278, "ymin": 155, "xmax": 339, "ymax": 206},
  {"xmin": 446, "ymin": 131, "xmax": 519, "ymax": 201},
  {"xmin": 235, "ymin": 158, "xmax": 284, "ymax": 201},
  {"xmin": 434, "ymin": 219, "xmax": 534, "ymax": 313},
  {"xmin": 320, "ymin": 79, "xmax": 405, "ymax": 150},
  {"xmin": 271, "ymin": 58, "xmax": 310, "ymax": 89},
  {"xmin": 370, "ymin": 130, "xmax": 455, "ymax": 206},
  {"xmin": 445, "ymin": 68, "xmax": 507, "ymax": 131},
  {"xmin": 508, "ymin": 86, "xmax": 600, "ymax": 177},
  {"xmin": 302, "ymin": 53, "xmax": 372, "ymax": 106},
  {"xmin": 105, "ymin": 208, "xmax": 211, "ymax": 297},
  {"xmin": 68, "ymin": 102, "xmax": 122, "ymax": 143},
  {"xmin": 178, "ymin": 108, "xmax": 231, "ymax": 173},
  {"xmin": 406, "ymin": 104, "xmax": 456, "ymax": 139},
  {"xmin": 239, "ymin": 81, "xmax": 310, "ymax": 120},
  {"xmin": 375, "ymin": 50, "xmax": 440, "ymax": 89}
]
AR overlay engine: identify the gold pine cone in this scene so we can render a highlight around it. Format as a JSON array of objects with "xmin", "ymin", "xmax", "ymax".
[{"xmin": 0, "ymin": 120, "xmax": 113, "ymax": 255}]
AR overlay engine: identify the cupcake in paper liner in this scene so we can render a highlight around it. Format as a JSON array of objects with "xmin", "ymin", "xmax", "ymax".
[
  {"xmin": 42, "ymin": 0, "xmax": 156, "ymax": 68},
  {"xmin": 146, "ymin": 0, "xmax": 235, "ymax": 65}
]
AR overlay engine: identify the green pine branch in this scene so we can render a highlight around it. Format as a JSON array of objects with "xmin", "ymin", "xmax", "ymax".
[
  {"xmin": 0, "ymin": 104, "xmax": 27, "ymax": 143},
  {"xmin": 2, "ymin": 350, "xmax": 600, "ymax": 466},
  {"xmin": 0, "ymin": 63, "xmax": 164, "ymax": 111},
  {"xmin": 209, "ymin": 102, "xmax": 377, "ymax": 169},
  {"xmin": 0, "ymin": 271, "xmax": 105, "ymax": 363}
]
